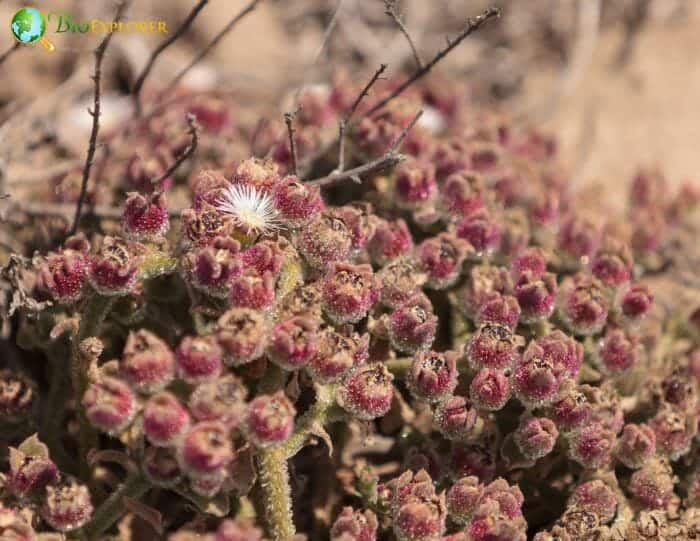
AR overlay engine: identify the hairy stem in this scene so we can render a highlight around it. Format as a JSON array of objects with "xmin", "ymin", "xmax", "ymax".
[
  {"xmin": 256, "ymin": 448, "xmax": 295, "ymax": 541},
  {"xmin": 82, "ymin": 475, "xmax": 150, "ymax": 539}
]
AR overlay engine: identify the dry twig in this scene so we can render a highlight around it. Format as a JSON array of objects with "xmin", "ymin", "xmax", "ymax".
[
  {"xmin": 132, "ymin": 0, "xmax": 210, "ymax": 114},
  {"xmin": 364, "ymin": 6, "xmax": 500, "ymax": 118},
  {"xmin": 308, "ymin": 109, "xmax": 422, "ymax": 188},
  {"xmin": 383, "ymin": 0, "xmax": 423, "ymax": 69},
  {"xmin": 337, "ymin": 63, "xmax": 388, "ymax": 172},
  {"xmin": 157, "ymin": 0, "xmax": 263, "ymax": 103},
  {"xmin": 284, "ymin": 112, "xmax": 299, "ymax": 176},
  {"xmin": 70, "ymin": 0, "xmax": 130, "ymax": 235},
  {"xmin": 0, "ymin": 43, "xmax": 20, "ymax": 67},
  {"xmin": 150, "ymin": 113, "xmax": 200, "ymax": 185}
]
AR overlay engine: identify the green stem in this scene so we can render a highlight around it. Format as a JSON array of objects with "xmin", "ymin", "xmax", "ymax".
[
  {"xmin": 71, "ymin": 294, "xmax": 115, "ymax": 479},
  {"xmin": 256, "ymin": 448, "xmax": 295, "ymax": 541},
  {"xmin": 82, "ymin": 475, "xmax": 150, "ymax": 540},
  {"xmin": 256, "ymin": 385, "xmax": 339, "ymax": 540}
]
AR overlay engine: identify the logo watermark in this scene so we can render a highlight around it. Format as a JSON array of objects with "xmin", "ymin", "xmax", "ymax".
[{"xmin": 10, "ymin": 6, "xmax": 169, "ymax": 52}]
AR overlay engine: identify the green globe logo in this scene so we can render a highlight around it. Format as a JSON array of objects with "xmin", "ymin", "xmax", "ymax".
[{"xmin": 11, "ymin": 7, "xmax": 55, "ymax": 51}]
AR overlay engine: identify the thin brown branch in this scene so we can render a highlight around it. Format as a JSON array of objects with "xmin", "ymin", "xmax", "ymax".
[
  {"xmin": 384, "ymin": 0, "xmax": 423, "ymax": 70},
  {"xmin": 150, "ymin": 113, "xmax": 199, "ymax": 185},
  {"xmin": 71, "ymin": 0, "xmax": 130, "ymax": 236},
  {"xmin": 308, "ymin": 109, "xmax": 422, "ymax": 188},
  {"xmin": 132, "ymin": 0, "xmax": 209, "ymax": 114},
  {"xmin": 364, "ymin": 6, "xmax": 500, "ymax": 118},
  {"xmin": 284, "ymin": 112, "xmax": 298, "ymax": 176},
  {"xmin": 0, "ymin": 42, "xmax": 20, "ymax": 67},
  {"xmin": 337, "ymin": 63, "xmax": 388, "ymax": 173},
  {"xmin": 157, "ymin": 0, "xmax": 262, "ymax": 103}
]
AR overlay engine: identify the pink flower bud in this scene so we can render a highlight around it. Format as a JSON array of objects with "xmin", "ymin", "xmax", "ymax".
[
  {"xmin": 513, "ymin": 415, "xmax": 558, "ymax": 460},
  {"xmin": 597, "ymin": 328, "xmax": 640, "ymax": 374},
  {"xmin": 338, "ymin": 363, "xmax": 394, "ymax": 421},
  {"xmin": 557, "ymin": 273, "xmax": 609, "ymax": 336},
  {"xmin": 322, "ymin": 263, "xmax": 378, "ymax": 324},
  {"xmin": 547, "ymin": 381, "xmax": 591, "ymax": 431},
  {"xmin": 557, "ymin": 213, "xmax": 601, "ymax": 264},
  {"xmin": 241, "ymin": 240, "xmax": 285, "ymax": 275},
  {"xmin": 143, "ymin": 392, "xmax": 191, "ymax": 447},
  {"xmin": 393, "ymin": 158, "xmax": 437, "ymax": 208},
  {"xmin": 447, "ymin": 476, "xmax": 484, "ymax": 525},
  {"xmin": 0, "ymin": 370, "xmax": 37, "ymax": 423},
  {"xmin": 0, "ymin": 505, "xmax": 35, "ymax": 540},
  {"xmin": 457, "ymin": 265, "xmax": 513, "ymax": 318},
  {"xmin": 628, "ymin": 458, "xmax": 675, "ymax": 509},
  {"xmin": 455, "ymin": 209, "xmax": 502, "ymax": 256},
  {"xmin": 417, "ymin": 233, "xmax": 472, "ymax": 289},
  {"xmin": 188, "ymin": 374, "xmax": 248, "ymax": 429},
  {"xmin": 272, "ymin": 176, "xmax": 323, "ymax": 228},
  {"xmin": 185, "ymin": 236, "xmax": 242, "ymax": 298},
  {"xmin": 512, "ymin": 356, "xmax": 560, "ymax": 408},
  {"xmin": 514, "ymin": 271, "xmax": 557, "ymax": 323},
  {"xmin": 181, "ymin": 203, "xmax": 233, "ymax": 248},
  {"xmin": 511, "ymin": 247, "xmax": 547, "ymax": 279},
  {"xmin": 267, "ymin": 317, "xmax": 318, "ymax": 370},
  {"xmin": 649, "ymin": 405, "xmax": 695, "ymax": 460},
  {"xmin": 368, "ymin": 219, "xmax": 413, "ymax": 267},
  {"xmin": 39, "ymin": 249, "xmax": 88, "ymax": 304},
  {"xmin": 466, "ymin": 323, "xmax": 521, "ymax": 371},
  {"xmin": 377, "ymin": 257, "xmax": 427, "ymax": 309},
  {"xmin": 142, "ymin": 446, "xmax": 183, "ymax": 487},
  {"xmin": 190, "ymin": 474, "xmax": 226, "ymax": 498},
  {"xmin": 434, "ymin": 395, "xmax": 483, "ymax": 440},
  {"xmin": 298, "ymin": 212, "xmax": 352, "ymax": 270},
  {"xmin": 537, "ymin": 330, "xmax": 584, "ymax": 379},
  {"xmin": 470, "ymin": 368, "xmax": 511, "ymax": 411},
  {"xmin": 467, "ymin": 502, "xmax": 527, "ymax": 541},
  {"xmin": 615, "ymin": 423, "xmax": 656, "ymax": 469},
  {"xmin": 469, "ymin": 142, "xmax": 500, "ymax": 172},
  {"xmin": 177, "ymin": 421, "xmax": 234, "ymax": 479},
  {"xmin": 122, "ymin": 192, "xmax": 169, "ymax": 240},
  {"xmin": 89, "ymin": 236, "xmax": 138, "ymax": 296},
  {"xmin": 215, "ymin": 519, "xmax": 265, "ymax": 541},
  {"xmin": 334, "ymin": 202, "xmax": 377, "ymax": 252},
  {"xmin": 619, "ymin": 283, "xmax": 653, "ymax": 323},
  {"xmin": 570, "ymin": 480, "xmax": 617, "ymax": 523},
  {"xmin": 591, "ymin": 239, "xmax": 633, "ymax": 288},
  {"xmin": 228, "ymin": 269, "xmax": 275, "ymax": 311},
  {"xmin": 9, "ymin": 436, "xmax": 58, "ymax": 498},
  {"xmin": 481, "ymin": 478, "xmax": 524, "ymax": 519},
  {"xmin": 392, "ymin": 469, "xmax": 436, "ymax": 509},
  {"xmin": 475, "ymin": 294, "xmax": 521, "ymax": 331},
  {"xmin": 569, "ymin": 423, "xmax": 615, "ymax": 469},
  {"xmin": 407, "ymin": 350, "xmax": 458, "ymax": 403},
  {"xmin": 245, "ymin": 391, "xmax": 296, "ymax": 448},
  {"xmin": 450, "ymin": 444, "xmax": 496, "ymax": 483},
  {"xmin": 175, "ymin": 335, "xmax": 222, "ymax": 384},
  {"xmin": 330, "ymin": 507, "xmax": 378, "ymax": 541},
  {"xmin": 393, "ymin": 493, "xmax": 447, "ymax": 541},
  {"xmin": 388, "ymin": 294, "xmax": 438, "ymax": 354},
  {"xmin": 433, "ymin": 138, "xmax": 471, "ymax": 180},
  {"xmin": 232, "ymin": 157, "xmax": 280, "ymax": 192},
  {"xmin": 189, "ymin": 96, "xmax": 232, "ymax": 133},
  {"xmin": 277, "ymin": 283, "xmax": 324, "ymax": 322},
  {"xmin": 661, "ymin": 369, "xmax": 697, "ymax": 413},
  {"xmin": 41, "ymin": 478, "xmax": 93, "ymax": 532},
  {"xmin": 439, "ymin": 171, "xmax": 484, "ymax": 217},
  {"xmin": 121, "ymin": 330, "xmax": 175, "ymax": 393},
  {"xmin": 83, "ymin": 376, "xmax": 137, "ymax": 435},
  {"xmin": 309, "ymin": 328, "xmax": 368, "ymax": 383},
  {"xmin": 215, "ymin": 308, "xmax": 270, "ymax": 366}
]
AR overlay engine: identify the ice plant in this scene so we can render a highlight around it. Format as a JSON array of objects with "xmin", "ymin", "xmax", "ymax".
[{"xmin": 215, "ymin": 183, "xmax": 282, "ymax": 236}]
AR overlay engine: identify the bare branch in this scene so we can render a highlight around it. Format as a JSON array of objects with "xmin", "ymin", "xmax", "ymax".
[
  {"xmin": 308, "ymin": 109, "xmax": 422, "ymax": 189},
  {"xmin": 150, "ymin": 113, "xmax": 200, "ymax": 185},
  {"xmin": 71, "ymin": 0, "xmax": 130, "ymax": 236},
  {"xmin": 337, "ymin": 64, "xmax": 387, "ymax": 172},
  {"xmin": 284, "ymin": 112, "xmax": 298, "ymax": 176},
  {"xmin": 364, "ymin": 6, "xmax": 500, "ymax": 118},
  {"xmin": 0, "ymin": 42, "xmax": 20, "ymax": 67},
  {"xmin": 384, "ymin": 0, "xmax": 423, "ymax": 70},
  {"xmin": 157, "ymin": 0, "xmax": 262, "ymax": 103},
  {"xmin": 132, "ymin": 0, "xmax": 209, "ymax": 114}
]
